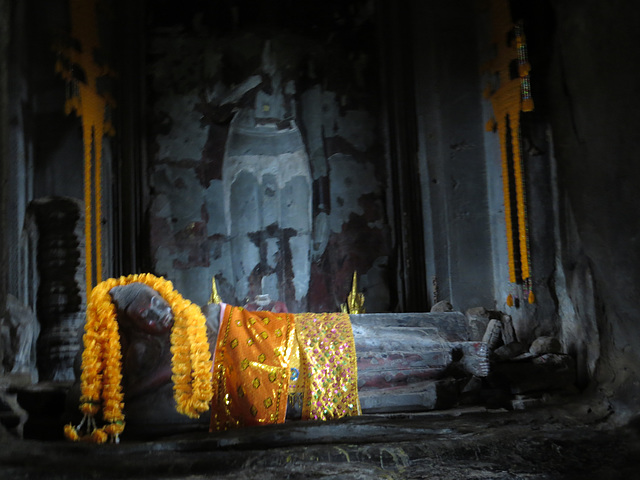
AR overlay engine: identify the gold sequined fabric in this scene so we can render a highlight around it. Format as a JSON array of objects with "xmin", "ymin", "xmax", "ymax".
[
  {"xmin": 296, "ymin": 312, "xmax": 361, "ymax": 420},
  {"xmin": 210, "ymin": 307, "xmax": 360, "ymax": 431},
  {"xmin": 210, "ymin": 305, "xmax": 295, "ymax": 431}
]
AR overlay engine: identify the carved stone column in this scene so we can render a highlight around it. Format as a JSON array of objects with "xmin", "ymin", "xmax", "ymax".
[{"xmin": 30, "ymin": 197, "xmax": 85, "ymax": 382}]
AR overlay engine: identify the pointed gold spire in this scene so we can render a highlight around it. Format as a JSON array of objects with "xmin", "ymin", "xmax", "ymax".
[
  {"xmin": 341, "ymin": 271, "xmax": 365, "ymax": 314},
  {"xmin": 209, "ymin": 276, "xmax": 222, "ymax": 304}
]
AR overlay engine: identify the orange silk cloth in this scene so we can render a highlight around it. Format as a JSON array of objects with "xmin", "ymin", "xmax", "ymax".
[{"xmin": 210, "ymin": 306, "xmax": 360, "ymax": 431}]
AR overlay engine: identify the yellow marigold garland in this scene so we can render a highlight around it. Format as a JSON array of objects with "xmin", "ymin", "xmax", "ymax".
[{"xmin": 64, "ymin": 273, "xmax": 213, "ymax": 443}]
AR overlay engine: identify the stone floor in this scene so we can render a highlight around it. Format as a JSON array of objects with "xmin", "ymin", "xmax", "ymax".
[{"xmin": 1, "ymin": 395, "xmax": 639, "ymax": 479}]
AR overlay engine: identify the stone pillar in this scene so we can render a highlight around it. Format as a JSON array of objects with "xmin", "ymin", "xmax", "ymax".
[
  {"xmin": 30, "ymin": 197, "xmax": 85, "ymax": 382},
  {"xmin": 0, "ymin": 0, "xmax": 10, "ymax": 344}
]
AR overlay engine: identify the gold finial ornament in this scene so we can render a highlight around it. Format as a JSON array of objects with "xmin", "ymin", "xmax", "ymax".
[
  {"xmin": 341, "ymin": 271, "xmax": 365, "ymax": 314},
  {"xmin": 209, "ymin": 276, "xmax": 222, "ymax": 304}
]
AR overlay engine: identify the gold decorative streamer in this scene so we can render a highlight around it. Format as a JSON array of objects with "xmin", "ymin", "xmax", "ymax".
[
  {"xmin": 55, "ymin": 0, "xmax": 116, "ymax": 296},
  {"xmin": 483, "ymin": 0, "xmax": 534, "ymax": 301}
]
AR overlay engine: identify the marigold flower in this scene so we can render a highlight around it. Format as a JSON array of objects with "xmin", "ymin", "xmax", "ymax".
[
  {"xmin": 104, "ymin": 422, "xmax": 125, "ymax": 437},
  {"xmin": 63, "ymin": 424, "xmax": 80, "ymax": 441},
  {"xmin": 80, "ymin": 403, "xmax": 100, "ymax": 416},
  {"xmin": 90, "ymin": 428, "xmax": 108, "ymax": 444}
]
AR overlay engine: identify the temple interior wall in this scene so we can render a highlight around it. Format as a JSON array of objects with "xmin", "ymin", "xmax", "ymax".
[{"xmin": 1, "ymin": 0, "xmax": 640, "ymax": 422}]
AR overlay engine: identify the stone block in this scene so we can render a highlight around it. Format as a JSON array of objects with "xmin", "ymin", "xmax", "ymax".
[
  {"xmin": 500, "ymin": 314, "xmax": 517, "ymax": 344},
  {"xmin": 482, "ymin": 319, "xmax": 502, "ymax": 349},
  {"xmin": 431, "ymin": 300, "xmax": 453, "ymax": 312},
  {"xmin": 529, "ymin": 336, "xmax": 562, "ymax": 356},
  {"xmin": 489, "ymin": 353, "xmax": 576, "ymax": 395},
  {"xmin": 493, "ymin": 342, "xmax": 528, "ymax": 361}
]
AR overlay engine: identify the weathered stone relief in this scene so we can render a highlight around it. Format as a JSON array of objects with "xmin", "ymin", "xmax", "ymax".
[
  {"xmin": 147, "ymin": 7, "xmax": 389, "ymax": 312},
  {"xmin": 1, "ymin": 295, "xmax": 39, "ymax": 383}
]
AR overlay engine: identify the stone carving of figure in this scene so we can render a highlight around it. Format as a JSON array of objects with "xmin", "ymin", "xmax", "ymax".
[
  {"xmin": 105, "ymin": 284, "xmax": 217, "ymax": 435},
  {"xmin": 66, "ymin": 283, "xmax": 217, "ymax": 436},
  {"xmin": 1, "ymin": 295, "xmax": 40, "ymax": 384},
  {"xmin": 221, "ymin": 41, "xmax": 312, "ymax": 312},
  {"xmin": 108, "ymin": 284, "xmax": 175, "ymax": 399},
  {"xmin": 81, "ymin": 283, "xmax": 489, "ymax": 437}
]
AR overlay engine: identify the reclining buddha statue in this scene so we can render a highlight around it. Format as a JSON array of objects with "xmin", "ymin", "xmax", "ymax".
[{"xmin": 64, "ymin": 274, "xmax": 489, "ymax": 442}]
